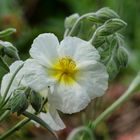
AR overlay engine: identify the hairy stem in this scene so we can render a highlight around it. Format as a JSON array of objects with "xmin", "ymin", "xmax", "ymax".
[
  {"xmin": 91, "ymin": 72, "xmax": 140, "ymax": 129},
  {"xmin": 0, "ymin": 118, "xmax": 30, "ymax": 140},
  {"xmin": 67, "ymin": 13, "xmax": 94, "ymax": 36}
]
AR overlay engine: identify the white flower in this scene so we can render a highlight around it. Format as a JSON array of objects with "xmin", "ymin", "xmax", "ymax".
[
  {"xmin": 0, "ymin": 61, "xmax": 65, "ymax": 131},
  {"xmin": 24, "ymin": 33, "xmax": 108, "ymax": 114}
]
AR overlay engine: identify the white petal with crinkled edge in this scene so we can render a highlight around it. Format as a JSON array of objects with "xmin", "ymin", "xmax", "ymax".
[
  {"xmin": 39, "ymin": 105, "xmax": 65, "ymax": 131},
  {"xmin": 23, "ymin": 59, "xmax": 56, "ymax": 92},
  {"xmin": 76, "ymin": 62, "xmax": 108, "ymax": 99},
  {"xmin": 30, "ymin": 33, "xmax": 59, "ymax": 67},
  {"xmin": 48, "ymin": 82, "xmax": 91, "ymax": 114},
  {"xmin": 0, "ymin": 61, "xmax": 24, "ymax": 99},
  {"xmin": 58, "ymin": 37, "xmax": 100, "ymax": 63}
]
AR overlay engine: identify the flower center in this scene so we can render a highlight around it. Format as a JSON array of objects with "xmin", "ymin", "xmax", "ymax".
[{"xmin": 52, "ymin": 57, "xmax": 77, "ymax": 85}]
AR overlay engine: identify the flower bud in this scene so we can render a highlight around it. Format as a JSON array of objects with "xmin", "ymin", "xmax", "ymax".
[
  {"xmin": 98, "ymin": 18, "xmax": 127, "ymax": 36},
  {"xmin": 117, "ymin": 47, "xmax": 128, "ymax": 67},
  {"xmin": 88, "ymin": 7, "xmax": 119, "ymax": 23},
  {"xmin": 1, "ymin": 41, "xmax": 20, "ymax": 59},
  {"xmin": 10, "ymin": 90, "xmax": 29, "ymax": 115},
  {"xmin": 106, "ymin": 58, "xmax": 119, "ymax": 80},
  {"xmin": 92, "ymin": 36, "xmax": 105, "ymax": 47},
  {"xmin": 30, "ymin": 91, "xmax": 43, "ymax": 112},
  {"xmin": 0, "ymin": 28, "xmax": 16, "ymax": 37},
  {"xmin": 96, "ymin": 7, "xmax": 120, "ymax": 21},
  {"xmin": 65, "ymin": 13, "xmax": 80, "ymax": 29}
]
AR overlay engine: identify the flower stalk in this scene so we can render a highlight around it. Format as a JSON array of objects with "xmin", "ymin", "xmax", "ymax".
[
  {"xmin": 67, "ymin": 13, "xmax": 95, "ymax": 36},
  {"xmin": 91, "ymin": 72, "xmax": 140, "ymax": 129},
  {"xmin": 0, "ymin": 118, "xmax": 30, "ymax": 140}
]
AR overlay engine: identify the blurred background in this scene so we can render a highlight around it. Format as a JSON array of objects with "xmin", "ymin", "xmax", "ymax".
[{"xmin": 0, "ymin": 0, "xmax": 140, "ymax": 140}]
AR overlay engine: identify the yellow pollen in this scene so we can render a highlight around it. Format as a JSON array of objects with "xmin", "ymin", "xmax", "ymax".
[{"xmin": 51, "ymin": 57, "xmax": 77, "ymax": 85}]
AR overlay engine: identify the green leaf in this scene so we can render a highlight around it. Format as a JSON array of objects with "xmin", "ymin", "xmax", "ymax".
[
  {"xmin": 0, "ymin": 28, "xmax": 16, "ymax": 38},
  {"xmin": 30, "ymin": 91, "xmax": 43, "ymax": 113},
  {"xmin": 23, "ymin": 111, "xmax": 58, "ymax": 140}
]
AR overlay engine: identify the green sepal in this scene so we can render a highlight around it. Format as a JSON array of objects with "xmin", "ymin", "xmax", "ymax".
[
  {"xmin": 30, "ymin": 91, "xmax": 43, "ymax": 113},
  {"xmin": 10, "ymin": 91, "xmax": 28, "ymax": 115}
]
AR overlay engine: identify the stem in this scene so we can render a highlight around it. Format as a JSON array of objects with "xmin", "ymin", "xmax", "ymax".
[
  {"xmin": 89, "ymin": 26, "xmax": 102, "ymax": 44},
  {"xmin": 0, "ymin": 110, "xmax": 10, "ymax": 123},
  {"xmin": 67, "ymin": 13, "xmax": 95, "ymax": 36},
  {"xmin": 0, "ymin": 118, "xmax": 30, "ymax": 140},
  {"xmin": 91, "ymin": 72, "xmax": 140, "ymax": 129}
]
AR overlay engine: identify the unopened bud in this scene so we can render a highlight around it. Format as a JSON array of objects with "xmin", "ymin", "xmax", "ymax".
[
  {"xmin": 30, "ymin": 91, "xmax": 43, "ymax": 113},
  {"xmin": 88, "ymin": 7, "xmax": 119, "ymax": 23},
  {"xmin": 1, "ymin": 41, "xmax": 20, "ymax": 59},
  {"xmin": 98, "ymin": 18, "xmax": 127, "ymax": 36},
  {"xmin": 10, "ymin": 90, "xmax": 29, "ymax": 115},
  {"xmin": 96, "ymin": 7, "xmax": 119, "ymax": 21},
  {"xmin": 107, "ymin": 58, "xmax": 119, "ymax": 80},
  {"xmin": 65, "ymin": 13, "xmax": 80, "ymax": 29}
]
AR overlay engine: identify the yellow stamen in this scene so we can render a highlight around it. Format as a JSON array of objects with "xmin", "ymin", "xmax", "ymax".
[{"xmin": 51, "ymin": 57, "xmax": 77, "ymax": 85}]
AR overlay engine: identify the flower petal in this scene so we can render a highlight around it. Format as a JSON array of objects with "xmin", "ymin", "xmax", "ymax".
[
  {"xmin": 23, "ymin": 59, "xmax": 56, "ymax": 92},
  {"xmin": 30, "ymin": 33, "xmax": 59, "ymax": 67},
  {"xmin": 76, "ymin": 62, "xmax": 108, "ymax": 99},
  {"xmin": 0, "ymin": 61, "xmax": 24, "ymax": 98},
  {"xmin": 48, "ymin": 82, "xmax": 90, "ymax": 114},
  {"xmin": 58, "ymin": 37, "xmax": 100, "ymax": 63},
  {"xmin": 39, "ymin": 105, "xmax": 65, "ymax": 131}
]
